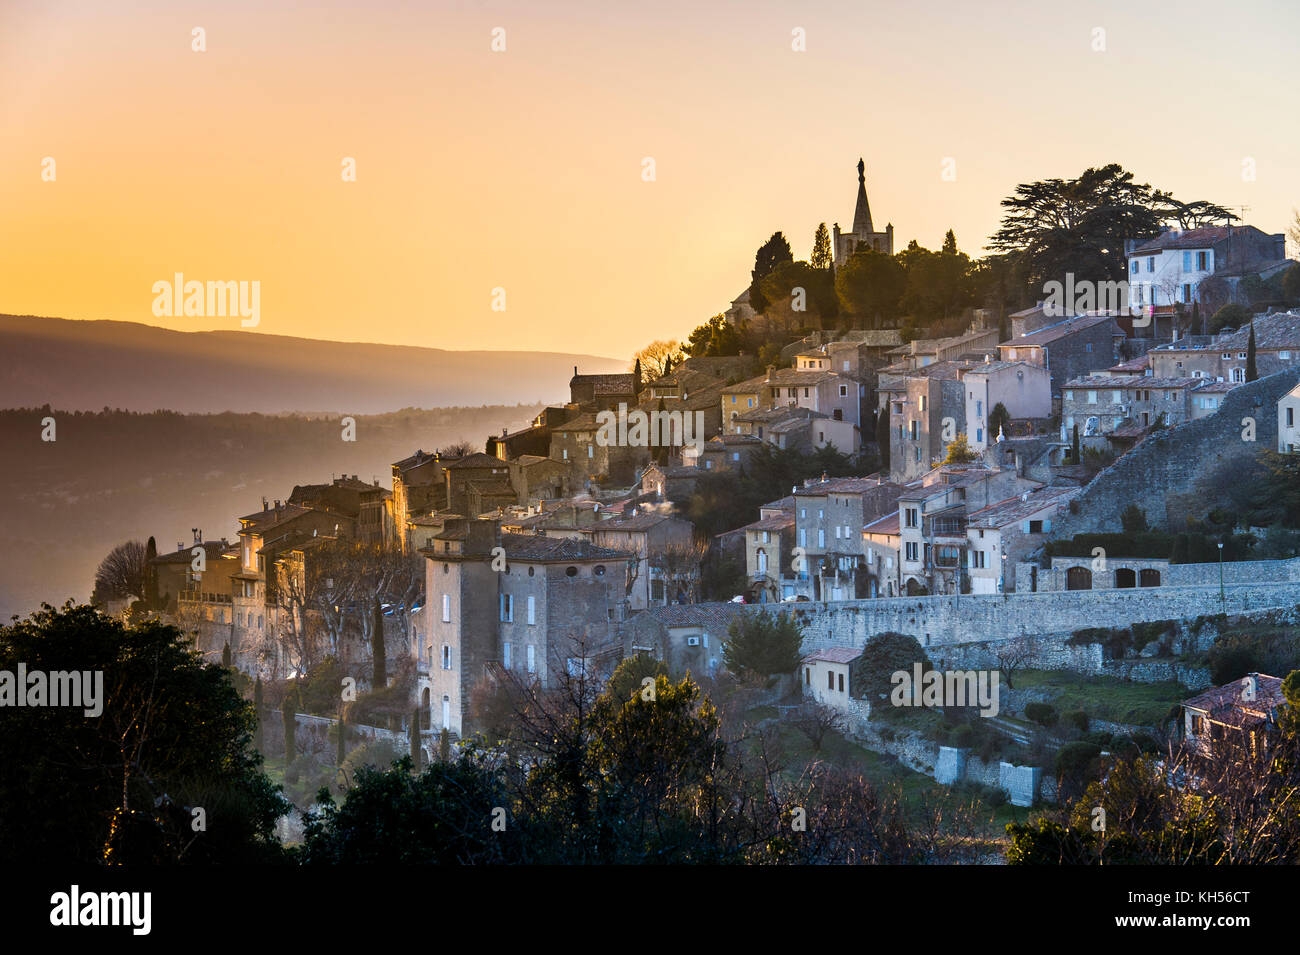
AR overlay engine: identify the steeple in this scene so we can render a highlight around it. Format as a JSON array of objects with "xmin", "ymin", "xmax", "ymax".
[{"xmin": 852, "ymin": 157, "xmax": 874, "ymax": 236}]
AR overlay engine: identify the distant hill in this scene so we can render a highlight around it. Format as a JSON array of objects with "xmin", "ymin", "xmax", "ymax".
[
  {"xmin": 0, "ymin": 405, "xmax": 542, "ymax": 623},
  {"xmin": 0, "ymin": 315, "xmax": 626, "ymax": 413}
]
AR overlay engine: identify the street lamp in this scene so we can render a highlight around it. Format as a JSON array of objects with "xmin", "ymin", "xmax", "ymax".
[
  {"xmin": 1217, "ymin": 541, "xmax": 1225, "ymax": 605},
  {"xmin": 1000, "ymin": 552, "xmax": 1008, "ymax": 598}
]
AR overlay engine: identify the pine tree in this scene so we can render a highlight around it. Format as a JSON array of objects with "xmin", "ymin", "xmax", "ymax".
[
  {"xmin": 1247, "ymin": 321, "xmax": 1258, "ymax": 381},
  {"xmin": 409, "ymin": 707, "xmax": 422, "ymax": 773},
  {"xmin": 942, "ymin": 229, "xmax": 958, "ymax": 255},
  {"xmin": 253, "ymin": 677, "xmax": 264, "ymax": 753},
  {"xmin": 371, "ymin": 597, "xmax": 386, "ymax": 689},
  {"xmin": 811, "ymin": 223, "xmax": 833, "ymax": 270}
]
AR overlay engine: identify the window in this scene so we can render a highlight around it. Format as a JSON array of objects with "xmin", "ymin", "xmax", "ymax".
[
  {"xmin": 973, "ymin": 550, "xmax": 986, "ymax": 569},
  {"xmin": 500, "ymin": 593, "xmax": 513, "ymax": 622},
  {"xmin": 1182, "ymin": 251, "xmax": 1192, "ymax": 270},
  {"xmin": 1085, "ymin": 342, "xmax": 1093, "ymax": 353},
  {"xmin": 1112, "ymin": 390, "xmax": 1121, "ymax": 404},
  {"xmin": 827, "ymin": 670, "xmax": 834, "ymax": 690},
  {"xmin": 747, "ymin": 397, "xmax": 754, "ymax": 407},
  {"xmin": 817, "ymin": 529, "xmax": 825, "ymax": 548},
  {"xmin": 1282, "ymin": 352, "xmax": 1292, "ymax": 360},
  {"xmin": 915, "ymin": 447, "xmax": 921, "ymax": 463},
  {"xmin": 1147, "ymin": 257, "xmax": 1154, "ymax": 272},
  {"xmin": 1064, "ymin": 390, "xmax": 1073, "ymax": 401},
  {"xmin": 503, "ymin": 642, "xmax": 512, "ymax": 668},
  {"xmin": 1231, "ymin": 368, "xmax": 1246, "ymax": 383},
  {"xmin": 805, "ymin": 668, "xmax": 810, "ymax": 685},
  {"xmin": 1029, "ymin": 520, "xmax": 1043, "ymax": 534},
  {"xmin": 1198, "ymin": 251, "xmax": 1208, "ymax": 270},
  {"xmin": 442, "ymin": 594, "xmax": 451, "ymax": 622},
  {"xmin": 587, "ymin": 445, "xmax": 593, "ymax": 458},
  {"xmin": 905, "ymin": 542, "xmax": 918, "ymax": 562},
  {"xmin": 1238, "ymin": 352, "xmax": 1248, "ymax": 360},
  {"xmin": 1222, "ymin": 353, "xmax": 1231, "ymax": 360},
  {"xmin": 976, "ymin": 399, "xmax": 983, "ymax": 418},
  {"xmin": 905, "ymin": 508, "xmax": 918, "ymax": 528},
  {"xmin": 919, "ymin": 395, "xmax": 927, "ymax": 411},
  {"xmin": 1087, "ymin": 391, "xmax": 1097, "ymax": 404},
  {"xmin": 799, "ymin": 528, "xmax": 807, "ymax": 547},
  {"xmin": 976, "ymin": 428, "xmax": 983, "ymax": 442},
  {"xmin": 441, "ymin": 645, "xmax": 451, "ymax": 670},
  {"xmin": 839, "ymin": 385, "xmax": 848, "ymax": 397},
  {"xmin": 1183, "ymin": 283, "xmax": 1191, "ymax": 302},
  {"xmin": 838, "ymin": 673, "xmax": 844, "ymax": 693},
  {"xmin": 565, "ymin": 566, "xmax": 578, "ymax": 577},
  {"xmin": 1289, "ymin": 408, "xmax": 1295, "ymax": 427},
  {"xmin": 526, "ymin": 645, "xmax": 535, "ymax": 673},
  {"xmin": 562, "ymin": 449, "xmax": 568, "ymax": 460}
]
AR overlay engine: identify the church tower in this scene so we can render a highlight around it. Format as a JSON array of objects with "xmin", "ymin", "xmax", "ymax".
[{"xmin": 832, "ymin": 158, "xmax": 893, "ymax": 266}]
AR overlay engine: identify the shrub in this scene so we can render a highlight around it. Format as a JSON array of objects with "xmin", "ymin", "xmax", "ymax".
[
  {"xmin": 1064, "ymin": 709, "xmax": 1089, "ymax": 732},
  {"xmin": 1024, "ymin": 702, "xmax": 1058, "ymax": 727}
]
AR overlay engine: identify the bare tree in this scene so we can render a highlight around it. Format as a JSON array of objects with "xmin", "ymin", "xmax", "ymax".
[
  {"xmin": 792, "ymin": 701, "xmax": 845, "ymax": 753},
  {"xmin": 631, "ymin": 340, "xmax": 684, "ymax": 380},
  {"xmin": 93, "ymin": 540, "xmax": 148, "ymax": 603},
  {"xmin": 992, "ymin": 634, "xmax": 1038, "ymax": 689},
  {"xmin": 647, "ymin": 539, "xmax": 707, "ymax": 605},
  {"xmin": 437, "ymin": 440, "xmax": 476, "ymax": 457}
]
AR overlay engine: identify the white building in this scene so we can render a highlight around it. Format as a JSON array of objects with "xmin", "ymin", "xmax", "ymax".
[{"xmin": 1280, "ymin": 382, "xmax": 1300, "ymax": 453}]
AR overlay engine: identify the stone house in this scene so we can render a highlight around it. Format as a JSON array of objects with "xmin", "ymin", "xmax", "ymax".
[
  {"xmin": 1183, "ymin": 672, "xmax": 1287, "ymax": 760},
  {"xmin": 998, "ymin": 314, "xmax": 1119, "ymax": 398},
  {"xmin": 740, "ymin": 498, "xmax": 796, "ymax": 604},
  {"xmin": 791, "ymin": 477, "xmax": 905, "ymax": 600},
  {"xmin": 1279, "ymin": 381, "xmax": 1300, "ymax": 452},
  {"xmin": 486, "ymin": 406, "xmax": 571, "ymax": 460},
  {"xmin": 1148, "ymin": 312, "xmax": 1300, "ymax": 383},
  {"xmin": 288, "ymin": 475, "xmax": 391, "ymax": 546},
  {"xmin": 420, "ymin": 518, "xmax": 631, "ymax": 738},
  {"xmin": 861, "ymin": 510, "xmax": 901, "ymax": 597},
  {"xmin": 1061, "ymin": 375, "xmax": 1201, "ymax": 437},
  {"xmin": 507, "ymin": 454, "xmax": 569, "ymax": 503},
  {"xmin": 801, "ymin": 647, "xmax": 861, "ymax": 706},
  {"xmin": 887, "ymin": 362, "xmax": 974, "ymax": 482},
  {"xmin": 623, "ymin": 602, "xmax": 752, "ymax": 677},
  {"xmin": 960, "ymin": 360, "xmax": 1052, "ymax": 452},
  {"xmin": 963, "ymin": 486, "xmax": 1078, "ymax": 594},
  {"xmin": 589, "ymin": 510, "xmax": 698, "ymax": 611},
  {"xmin": 442, "ymin": 453, "xmax": 512, "ymax": 516},
  {"xmin": 569, "ymin": 369, "xmax": 639, "ymax": 411},
  {"xmin": 391, "ymin": 450, "xmax": 456, "ymax": 552}
]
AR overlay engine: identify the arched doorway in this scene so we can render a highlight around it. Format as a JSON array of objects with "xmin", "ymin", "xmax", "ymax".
[
  {"xmin": 1139, "ymin": 568, "xmax": 1161, "ymax": 587},
  {"xmin": 1114, "ymin": 568, "xmax": 1136, "ymax": 588},
  {"xmin": 1066, "ymin": 566, "xmax": 1093, "ymax": 590}
]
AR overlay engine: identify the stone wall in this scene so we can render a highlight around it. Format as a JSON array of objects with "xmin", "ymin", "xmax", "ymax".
[
  {"xmin": 1047, "ymin": 367, "xmax": 1300, "ymax": 535},
  {"xmin": 785, "ymin": 580, "xmax": 1300, "ymax": 650}
]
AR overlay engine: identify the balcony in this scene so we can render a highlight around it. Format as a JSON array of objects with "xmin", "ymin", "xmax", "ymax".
[{"xmin": 924, "ymin": 516, "xmax": 967, "ymax": 540}]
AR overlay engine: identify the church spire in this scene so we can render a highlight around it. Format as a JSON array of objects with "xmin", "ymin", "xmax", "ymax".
[{"xmin": 852, "ymin": 157, "xmax": 874, "ymax": 236}]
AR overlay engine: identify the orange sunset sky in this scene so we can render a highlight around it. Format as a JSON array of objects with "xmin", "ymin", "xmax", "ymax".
[{"xmin": 2, "ymin": 0, "xmax": 1297, "ymax": 360}]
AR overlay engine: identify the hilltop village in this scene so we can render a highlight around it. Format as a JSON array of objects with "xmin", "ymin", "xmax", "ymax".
[{"xmin": 103, "ymin": 159, "xmax": 1300, "ymax": 813}]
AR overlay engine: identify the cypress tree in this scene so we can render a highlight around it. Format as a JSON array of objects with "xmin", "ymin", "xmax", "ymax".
[
  {"xmin": 253, "ymin": 676, "xmax": 264, "ymax": 753},
  {"xmin": 1246, "ymin": 321, "xmax": 1258, "ymax": 381},
  {"xmin": 222, "ymin": 641, "xmax": 232, "ymax": 668},
  {"xmin": 1192, "ymin": 300, "xmax": 1203, "ymax": 336},
  {"xmin": 1072, "ymin": 423, "xmax": 1081, "ymax": 465},
  {"xmin": 282, "ymin": 692, "xmax": 297, "ymax": 764},
  {"xmin": 371, "ymin": 597, "xmax": 386, "ymax": 689},
  {"xmin": 337, "ymin": 709, "xmax": 346, "ymax": 769},
  {"xmin": 633, "ymin": 357, "xmax": 643, "ymax": 394},
  {"xmin": 409, "ymin": 706, "xmax": 422, "ymax": 773},
  {"xmin": 874, "ymin": 409, "xmax": 890, "ymax": 471},
  {"xmin": 144, "ymin": 536, "xmax": 159, "ymax": 609},
  {"xmin": 439, "ymin": 728, "xmax": 451, "ymax": 762}
]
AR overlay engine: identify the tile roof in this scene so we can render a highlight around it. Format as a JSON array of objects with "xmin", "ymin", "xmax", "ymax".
[
  {"xmin": 1183, "ymin": 673, "xmax": 1285, "ymax": 729},
  {"xmin": 499, "ymin": 533, "xmax": 632, "ymax": 562},
  {"xmin": 966, "ymin": 486, "xmax": 1079, "ymax": 528},
  {"xmin": 1064, "ymin": 374, "xmax": 1199, "ymax": 389},
  {"xmin": 863, "ymin": 511, "xmax": 901, "ymax": 535},
  {"xmin": 444, "ymin": 452, "xmax": 509, "ymax": 470},
  {"xmin": 1130, "ymin": 226, "xmax": 1232, "ymax": 253},
  {"xmin": 803, "ymin": 647, "xmax": 862, "ymax": 665},
  {"xmin": 1004, "ymin": 314, "xmax": 1113, "ymax": 347},
  {"xmin": 644, "ymin": 602, "xmax": 753, "ymax": 630}
]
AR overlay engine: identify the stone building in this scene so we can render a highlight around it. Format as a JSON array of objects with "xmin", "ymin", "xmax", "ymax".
[
  {"xmin": 960, "ymin": 360, "xmax": 1052, "ymax": 452},
  {"xmin": 420, "ymin": 518, "xmax": 631, "ymax": 738},
  {"xmin": 790, "ymin": 477, "xmax": 905, "ymax": 600},
  {"xmin": 1061, "ymin": 375, "xmax": 1201, "ymax": 437},
  {"xmin": 623, "ymin": 603, "xmax": 751, "ymax": 677},
  {"xmin": 1279, "ymin": 381, "xmax": 1300, "ymax": 452},
  {"xmin": 832, "ymin": 158, "xmax": 893, "ymax": 265},
  {"xmin": 963, "ymin": 486, "xmax": 1078, "ymax": 594},
  {"xmin": 1148, "ymin": 312, "xmax": 1300, "ymax": 383},
  {"xmin": 998, "ymin": 314, "xmax": 1120, "ymax": 397}
]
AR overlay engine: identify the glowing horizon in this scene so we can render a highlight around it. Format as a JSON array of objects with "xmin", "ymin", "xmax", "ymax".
[{"xmin": 2, "ymin": 0, "xmax": 1296, "ymax": 359}]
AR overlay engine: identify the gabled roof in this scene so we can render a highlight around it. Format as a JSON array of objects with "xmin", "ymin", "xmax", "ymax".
[
  {"xmin": 500, "ymin": 533, "xmax": 632, "ymax": 563},
  {"xmin": 444, "ymin": 452, "xmax": 508, "ymax": 470},
  {"xmin": 1183, "ymin": 673, "xmax": 1285, "ymax": 729},
  {"xmin": 1003, "ymin": 314, "xmax": 1114, "ymax": 347},
  {"xmin": 642, "ymin": 602, "xmax": 752, "ymax": 631},
  {"xmin": 803, "ymin": 647, "xmax": 862, "ymax": 665}
]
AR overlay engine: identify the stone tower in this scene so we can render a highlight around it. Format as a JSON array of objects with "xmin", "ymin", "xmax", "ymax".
[{"xmin": 833, "ymin": 158, "xmax": 894, "ymax": 265}]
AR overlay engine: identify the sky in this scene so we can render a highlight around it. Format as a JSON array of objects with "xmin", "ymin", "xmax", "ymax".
[{"xmin": 2, "ymin": 0, "xmax": 1297, "ymax": 360}]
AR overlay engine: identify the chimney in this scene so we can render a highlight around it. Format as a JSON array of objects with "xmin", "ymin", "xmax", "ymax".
[
  {"xmin": 574, "ymin": 365, "xmax": 578, "ymax": 376},
  {"xmin": 765, "ymin": 364, "xmax": 775, "ymax": 381},
  {"xmin": 261, "ymin": 496, "xmax": 269, "ymax": 511}
]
